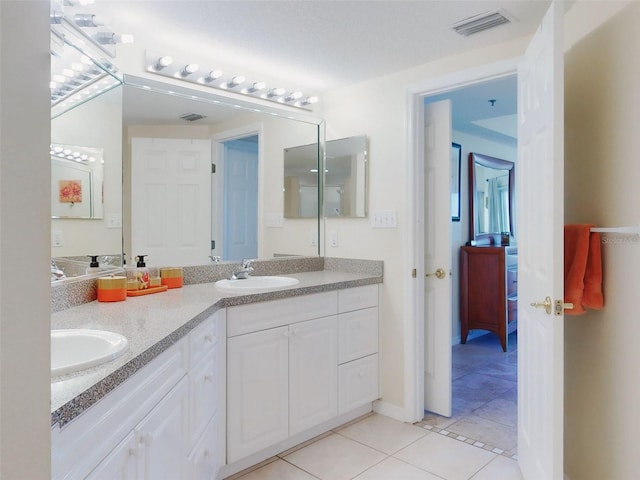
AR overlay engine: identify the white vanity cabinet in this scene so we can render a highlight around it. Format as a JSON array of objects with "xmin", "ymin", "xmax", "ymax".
[
  {"xmin": 52, "ymin": 309, "xmax": 226, "ymax": 480},
  {"xmin": 225, "ymin": 285, "xmax": 378, "ymax": 468},
  {"xmin": 337, "ymin": 286, "xmax": 379, "ymax": 414}
]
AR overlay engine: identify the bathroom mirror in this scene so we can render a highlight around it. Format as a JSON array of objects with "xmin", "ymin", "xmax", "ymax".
[
  {"xmin": 51, "ymin": 85, "xmax": 124, "ymax": 260},
  {"xmin": 284, "ymin": 135, "xmax": 368, "ymax": 218},
  {"xmin": 468, "ymin": 152, "xmax": 515, "ymax": 243},
  {"xmin": 121, "ymin": 75, "xmax": 323, "ymax": 266}
]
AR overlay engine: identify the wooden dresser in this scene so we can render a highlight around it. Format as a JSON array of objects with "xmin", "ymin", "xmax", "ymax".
[{"xmin": 459, "ymin": 246, "xmax": 517, "ymax": 352}]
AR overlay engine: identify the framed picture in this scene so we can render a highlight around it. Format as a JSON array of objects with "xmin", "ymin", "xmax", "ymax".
[{"xmin": 451, "ymin": 142, "xmax": 462, "ymax": 221}]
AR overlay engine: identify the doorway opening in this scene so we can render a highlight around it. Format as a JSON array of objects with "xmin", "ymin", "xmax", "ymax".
[
  {"xmin": 421, "ymin": 75, "xmax": 518, "ymax": 454},
  {"xmin": 212, "ymin": 126, "xmax": 262, "ymax": 262}
]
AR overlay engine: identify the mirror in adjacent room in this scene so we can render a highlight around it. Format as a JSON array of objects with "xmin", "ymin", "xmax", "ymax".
[
  {"xmin": 51, "ymin": 144, "xmax": 104, "ymax": 219},
  {"xmin": 284, "ymin": 135, "xmax": 368, "ymax": 218},
  {"xmin": 121, "ymin": 75, "xmax": 323, "ymax": 267},
  {"xmin": 468, "ymin": 152, "xmax": 515, "ymax": 243}
]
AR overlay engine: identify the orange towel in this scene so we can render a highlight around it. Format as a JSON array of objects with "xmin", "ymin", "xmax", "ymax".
[{"xmin": 564, "ymin": 225, "xmax": 604, "ymax": 315}]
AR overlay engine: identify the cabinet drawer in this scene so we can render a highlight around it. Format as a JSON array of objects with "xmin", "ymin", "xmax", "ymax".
[
  {"xmin": 227, "ymin": 291, "xmax": 337, "ymax": 337},
  {"xmin": 338, "ymin": 307, "xmax": 378, "ymax": 364},
  {"xmin": 189, "ymin": 356, "xmax": 218, "ymax": 449},
  {"xmin": 189, "ymin": 313, "xmax": 222, "ymax": 369},
  {"xmin": 338, "ymin": 354, "xmax": 379, "ymax": 414},
  {"xmin": 338, "ymin": 285, "xmax": 378, "ymax": 313},
  {"xmin": 189, "ymin": 415, "xmax": 223, "ymax": 480}
]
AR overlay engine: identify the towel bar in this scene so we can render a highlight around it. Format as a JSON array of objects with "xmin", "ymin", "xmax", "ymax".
[{"xmin": 590, "ymin": 225, "xmax": 640, "ymax": 235}]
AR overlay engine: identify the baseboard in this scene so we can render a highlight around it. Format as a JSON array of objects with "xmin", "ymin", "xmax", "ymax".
[{"xmin": 373, "ymin": 400, "xmax": 407, "ymax": 422}]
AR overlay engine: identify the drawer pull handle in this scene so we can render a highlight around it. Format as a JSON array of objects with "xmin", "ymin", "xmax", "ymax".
[
  {"xmin": 204, "ymin": 334, "xmax": 214, "ymax": 343},
  {"xmin": 204, "ymin": 374, "xmax": 213, "ymax": 382},
  {"xmin": 358, "ymin": 371, "xmax": 366, "ymax": 377}
]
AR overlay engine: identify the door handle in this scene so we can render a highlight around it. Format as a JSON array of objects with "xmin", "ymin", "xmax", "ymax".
[
  {"xmin": 530, "ymin": 296, "xmax": 552, "ymax": 315},
  {"xmin": 425, "ymin": 268, "xmax": 446, "ymax": 280}
]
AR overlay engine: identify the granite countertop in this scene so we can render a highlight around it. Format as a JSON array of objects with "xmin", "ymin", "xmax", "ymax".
[{"xmin": 51, "ymin": 269, "xmax": 382, "ymax": 428}]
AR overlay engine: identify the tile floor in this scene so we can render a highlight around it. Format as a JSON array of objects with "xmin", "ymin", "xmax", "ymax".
[
  {"xmin": 418, "ymin": 332, "xmax": 518, "ymax": 457},
  {"xmin": 226, "ymin": 332, "xmax": 520, "ymax": 480}
]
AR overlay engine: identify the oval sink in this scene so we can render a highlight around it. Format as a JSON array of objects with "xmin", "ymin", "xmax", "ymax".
[
  {"xmin": 215, "ymin": 276, "xmax": 299, "ymax": 294},
  {"xmin": 51, "ymin": 329, "xmax": 129, "ymax": 377}
]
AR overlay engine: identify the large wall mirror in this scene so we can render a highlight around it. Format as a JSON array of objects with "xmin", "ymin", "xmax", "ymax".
[
  {"xmin": 468, "ymin": 152, "xmax": 515, "ymax": 243},
  {"xmin": 51, "ymin": 74, "xmax": 322, "ymax": 275},
  {"xmin": 284, "ymin": 135, "xmax": 368, "ymax": 219},
  {"xmin": 121, "ymin": 76, "xmax": 322, "ymax": 267}
]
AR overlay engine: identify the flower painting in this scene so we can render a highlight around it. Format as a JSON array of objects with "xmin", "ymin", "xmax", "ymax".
[{"xmin": 59, "ymin": 180, "xmax": 82, "ymax": 203}]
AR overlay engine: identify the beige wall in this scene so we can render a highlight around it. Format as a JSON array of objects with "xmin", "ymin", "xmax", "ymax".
[
  {"xmin": 0, "ymin": 1, "xmax": 51, "ymax": 478},
  {"xmin": 564, "ymin": 2, "xmax": 640, "ymax": 478},
  {"xmin": 322, "ymin": 38, "xmax": 527, "ymax": 412}
]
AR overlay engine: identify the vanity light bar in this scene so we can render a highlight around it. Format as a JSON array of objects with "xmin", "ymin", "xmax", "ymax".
[{"xmin": 144, "ymin": 51, "xmax": 319, "ymax": 111}]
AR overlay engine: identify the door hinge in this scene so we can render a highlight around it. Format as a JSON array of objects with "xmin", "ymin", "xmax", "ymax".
[
  {"xmin": 211, "ymin": 163, "xmax": 216, "ymax": 174},
  {"xmin": 411, "ymin": 268, "xmax": 417, "ymax": 278},
  {"xmin": 211, "ymin": 240, "xmax": 216, "ymax": 250}
]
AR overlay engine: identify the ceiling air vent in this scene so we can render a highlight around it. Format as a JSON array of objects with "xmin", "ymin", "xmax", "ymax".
[
  {"xmin": 180, "ymin": 113, "xmax": 207, "ymax": 122},
  {"xmin": 452, "ymin": 9, "xmax": 514, "ymax": 36}
]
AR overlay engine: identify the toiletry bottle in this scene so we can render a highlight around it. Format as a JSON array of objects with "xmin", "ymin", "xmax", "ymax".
[
  {"xmin": 86, "ymin": 255, "xmax": 101, "ymax": 274},
  {"xmin": 135, "ymin": 255, "xmax": 150, "ymax": 290}
]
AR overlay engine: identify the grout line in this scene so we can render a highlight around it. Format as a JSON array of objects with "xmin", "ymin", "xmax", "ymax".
[{"xmin": 414, "ymin": 420, "xmax": 518, "ymax": 460}]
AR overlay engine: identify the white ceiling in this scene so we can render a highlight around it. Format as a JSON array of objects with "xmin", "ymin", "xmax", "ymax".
[
  {"xmin": 93, "ymin": 0, "xmax": 551, "ymax": 93},
  {"xmin": 89, "ymin": 1, "xmax": 553, "ymax": 140}
]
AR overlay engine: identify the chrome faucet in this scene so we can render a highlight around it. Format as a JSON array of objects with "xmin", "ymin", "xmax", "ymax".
[
  {"xmin": 51, "ymin": 260, "xmax": 66, "ymax": 281},
  {"xmin": 230, "ymin": 259, "xmax": 255, "ymax": 280}
]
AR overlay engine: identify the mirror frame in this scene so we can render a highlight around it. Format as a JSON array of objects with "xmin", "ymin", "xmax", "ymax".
[{"xmin": 468, "ymin": 152, "xmax": 515, "ymax": 243}]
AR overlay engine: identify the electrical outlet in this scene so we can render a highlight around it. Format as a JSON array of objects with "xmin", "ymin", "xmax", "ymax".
[
  {"xmin": 310, "ymin": 230, "xmax": 318, "ymax": 246},
  {"xmin": 52, "ymin": 230, "xmax": 64, "ymax": 247},
  {"xmin": 330, "ymin": 231, "xmax": 338, "ymax": 247}
]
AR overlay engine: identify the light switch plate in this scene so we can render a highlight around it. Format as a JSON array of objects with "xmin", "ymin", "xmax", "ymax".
[
  {"xmin": 371, "ymin": 209, "xmax": 397, "ymax": 228},
  {"xmin": 107, "ymin": 213, "xmax": 122, "ymax": 228},
  {"xmin": 52, "ymin": 230, "xmax": 64, "ymax": 247}
]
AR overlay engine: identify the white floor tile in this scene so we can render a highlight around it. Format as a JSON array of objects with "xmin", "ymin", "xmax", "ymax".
[
  {"xmin": 235, "ymin": 459, "xmax": 318, "ymax": 480},
  {"xmin": 284, "ymin": 433, "xmax": 386, "ymax": 480},
  {"xmin": 470, "ymin": 455, "xmax": 524, "ymax": 480},
  {"xmin": 337, "ymin": 413, "xmax": 427, "ymax": 454},
  {"xmin": 395, "ymin": 432, "xmax": 496, "ymax": 480},
  {"xmin": 352, "ymin": 457, "xmax": 443, "ymax": 480}
]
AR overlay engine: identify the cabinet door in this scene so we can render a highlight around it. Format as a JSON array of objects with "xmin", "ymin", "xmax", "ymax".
[
  {"xmin": 227, "ymin": 326, "xmax": 289, "ymax": 463},
  {"xmin": 136, "ymin": 377, "xmax": 190, "ymax": 480},
  {"xmin": 289, "ymin": 316, "xmax": 338, "ymax": 435},
  {"xmin": 338, "ymin": 354, "xmax": 379, "ymax": 414},
  {"xmin": 86, "ymin": 431, "xmax": 138, "ymax": 480}
]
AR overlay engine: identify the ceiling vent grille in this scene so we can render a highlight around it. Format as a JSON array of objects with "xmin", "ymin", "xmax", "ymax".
[
  {"xmin": 452, "ymin": 10, "xmax": 513, "ymax": 36},
  {"xmin": 180, "ymin": 113, "xmax": 207, "ymax": 122}
]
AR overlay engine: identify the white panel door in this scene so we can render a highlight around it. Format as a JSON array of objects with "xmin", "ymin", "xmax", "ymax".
[
  {"xmin": 289, "ymin": 316, "xmax": 338, "ymax": 435},
  {"xmin": 131, "ymin": 138, "xmax": 211, "ymax": 266},
  {"xmin": 517, "ymin": 1, "xmax": 565, "ymax": 478},
  {"xmin": 227, "ymin": 326, "xmax": 289, "ymax": 463},
  {"xmin": 423, "ymin": 99, "xmax": 453, "ymax": 417}
]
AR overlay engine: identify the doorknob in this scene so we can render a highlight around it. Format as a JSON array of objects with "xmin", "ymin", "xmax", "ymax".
[
  {"xmin": 426, "ymin": 268, "xmax": 446, "ymax": 280},
  {"xmin": 530, "ymin": 296, "xmax": 552, "ymax": 315}
]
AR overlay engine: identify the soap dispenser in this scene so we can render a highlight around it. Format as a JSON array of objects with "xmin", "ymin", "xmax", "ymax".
[
  {"xmin": 135, "ymin": 255, "xmax": 150, "ymax": 290},
  {"xmin": 86, "ymin": 255, "xmax": 101, "ymax": 274}
]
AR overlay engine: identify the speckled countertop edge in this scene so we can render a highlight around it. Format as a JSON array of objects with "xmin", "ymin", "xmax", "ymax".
[{"xmin": 51, "ymin": 263, "xmax": 382, "ymax": 428}]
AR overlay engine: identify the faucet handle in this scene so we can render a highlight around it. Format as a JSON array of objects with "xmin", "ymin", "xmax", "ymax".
[{"xmin": 241, "ymin": 258, "xmax": 255, "ymax": 268}]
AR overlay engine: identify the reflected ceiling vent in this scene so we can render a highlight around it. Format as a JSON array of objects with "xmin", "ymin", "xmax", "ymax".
[
  {"xmin": 180, "ymin": 113, "xmax": 207, "ymax": 122},
  {"xmin": 452, "ymin": 9, "xmax": 515, "ymax": 36}
]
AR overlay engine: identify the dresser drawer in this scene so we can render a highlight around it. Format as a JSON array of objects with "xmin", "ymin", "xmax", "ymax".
[
  {"xmin": 338, "ymin": 285, "xmax": 378, "ymax": 313},
  {"xmin": 338, "ymin": 307, "xmax": 378, "ymax": 364},
  {"xmin": 338, "ymin": 354, "xmax": 379, "ymax": 414},
  {"xmin": 227, "ymin": 291, "xmax": 337, "ymax": 337}
]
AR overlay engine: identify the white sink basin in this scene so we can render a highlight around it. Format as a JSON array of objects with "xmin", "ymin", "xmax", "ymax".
[
  {"xmin": 51, "ymin": 329, "xmax": 129, "ymax": 377},
  {"xmin": 215, "ymin": 276, "xmax": 299, "ymax": 294}
]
